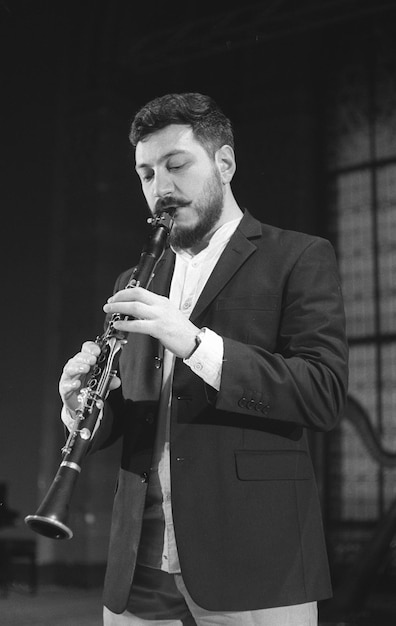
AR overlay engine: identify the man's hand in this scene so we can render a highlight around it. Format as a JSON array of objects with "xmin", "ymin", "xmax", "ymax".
[
  {"xmin": 59, "ymin": 341, "xmax": 121, "ymax": 412},
  {"xmin": 103, "ymin": 287, "xmax": 199, "ymax": 359}
]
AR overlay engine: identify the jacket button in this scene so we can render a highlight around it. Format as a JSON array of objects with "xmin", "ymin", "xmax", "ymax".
[
  {"xmin": 154, "ymin": 356, "xmax": 162, "ymax": 369},
  {"xmin": 145, "ymin": 413, "xmax": 154, "ymax": 424},
  {"xmin": 140, "ymin": 472, "xmax": 149, "ymax": 483},
  {"xmin": 238, "ymin": 397, "xmax": 248, "ymax": 408},
  {"xmin": 247, "ymin": 400, "xmax": 256, "ymax": 410}
]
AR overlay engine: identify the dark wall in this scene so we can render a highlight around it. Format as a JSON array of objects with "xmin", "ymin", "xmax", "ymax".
[{"xmin": 1, "ymin": 7, "xmax": 59, "ymax": 524}]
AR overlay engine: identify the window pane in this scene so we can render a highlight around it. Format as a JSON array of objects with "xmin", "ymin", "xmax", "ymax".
[
  {"xmin": 331, "ymin": 171, "xmax": 375, "ymax": 337},
  {"xmin": 377, "ymin": 165, "xmax": 396, "ymax": 333}
]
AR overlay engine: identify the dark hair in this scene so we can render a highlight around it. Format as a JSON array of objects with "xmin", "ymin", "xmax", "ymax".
[{"xmin": 129, "ymin": 93, "xmax": 234, "ymax": 156}]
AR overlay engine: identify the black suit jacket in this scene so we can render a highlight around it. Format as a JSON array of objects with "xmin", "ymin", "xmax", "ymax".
[{"xmin": 96, "ymin": 211, "xmax": 348, "ymax": 613}]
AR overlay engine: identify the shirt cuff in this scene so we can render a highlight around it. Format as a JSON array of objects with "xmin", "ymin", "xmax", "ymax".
[{"xmin": 183, "ymin": 327, "xmax": 223, "ymax": 391}]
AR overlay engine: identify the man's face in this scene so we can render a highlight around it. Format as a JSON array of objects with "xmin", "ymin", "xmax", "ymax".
[{"xmin": 135, "ymin": 124, "xmax": 225, "ymax": 250}]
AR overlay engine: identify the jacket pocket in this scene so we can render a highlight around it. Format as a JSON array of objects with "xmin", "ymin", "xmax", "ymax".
[{"xmin": 235, "ymin": 450, "xmax": 312, "ymax": 481}]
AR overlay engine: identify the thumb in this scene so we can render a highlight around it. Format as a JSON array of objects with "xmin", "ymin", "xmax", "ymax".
[{"xmin": 109, "ymin": 376, "xmax": 121, "ymax": 391}]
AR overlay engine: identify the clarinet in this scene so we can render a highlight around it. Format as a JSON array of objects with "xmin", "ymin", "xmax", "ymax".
[{"xmin": 25, "ymin": 210, "xmax": 174, "ymax": 540}]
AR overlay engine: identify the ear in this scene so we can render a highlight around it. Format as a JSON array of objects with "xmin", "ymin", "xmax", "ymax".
[{"xmin": 214, "ymin": 145, "xmax": 236, "ymax": 184}]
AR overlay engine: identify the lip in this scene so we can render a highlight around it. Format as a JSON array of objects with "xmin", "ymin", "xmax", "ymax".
[
  {"xmin": 167, "ymin": 206, "xmax": 185, "ymax": 216},
  {"xmin": 155, "ymin": 207, "xmax": 176, "ymax": 217},
  {"xmin": 156, "ymin": 204, "xmax": 190, "ymax": 221},
  {"xmin": 172, "ymin": 207, "xmax": 190, "ymax": 219}
]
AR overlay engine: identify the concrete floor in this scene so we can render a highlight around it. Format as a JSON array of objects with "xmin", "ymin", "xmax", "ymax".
[
  {"xmin": 1, "ymin": 584, "xmax": 396, "ymax": 626},
  {"xmin": 0, "ymin": 585, "xmax": 103, "ymax": 626}
]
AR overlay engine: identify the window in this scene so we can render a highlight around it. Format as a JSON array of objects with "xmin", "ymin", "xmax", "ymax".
[{"xmin": 326, "ymin": 38, "xmax": 396, "ymax": 575}]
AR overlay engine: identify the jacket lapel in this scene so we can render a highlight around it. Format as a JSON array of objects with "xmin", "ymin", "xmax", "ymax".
[{"xmin": 190, "ymin": 211, "xmax": 261, "ymax": 323}]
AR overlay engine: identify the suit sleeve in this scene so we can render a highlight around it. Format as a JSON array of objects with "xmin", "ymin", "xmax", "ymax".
[{"xmin": 215, "ymin": 238, "xmax": 348, "ymax": 432}]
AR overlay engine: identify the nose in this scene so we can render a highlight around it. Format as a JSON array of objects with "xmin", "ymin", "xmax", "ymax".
[{"xmin": 152, "ymin": 169, "xmax": 174, "ymax": 199}]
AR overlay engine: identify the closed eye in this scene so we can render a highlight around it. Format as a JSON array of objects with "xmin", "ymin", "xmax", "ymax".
[
  {"xmin": 168, "ymin": 163, "xmax": 185, "ymax": 172},
  {"xmin": 139, "ymin": 169, "xmax": 154, "ymax": 182}
]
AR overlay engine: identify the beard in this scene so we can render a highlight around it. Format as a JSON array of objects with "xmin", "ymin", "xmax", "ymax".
[{"xmin": 156, "ymin": 167, "xmax": 224, "ymax": 251}]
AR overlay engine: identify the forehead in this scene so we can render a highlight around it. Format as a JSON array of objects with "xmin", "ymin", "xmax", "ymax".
[{"xmin": 135, "ymin": 124, "xmax": 208, "ymax": 167}]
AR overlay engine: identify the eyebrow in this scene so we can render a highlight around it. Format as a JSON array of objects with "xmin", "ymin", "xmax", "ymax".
[{"xmin": 135, "ymin": 149, "xmax": 191, "ymax": 171}]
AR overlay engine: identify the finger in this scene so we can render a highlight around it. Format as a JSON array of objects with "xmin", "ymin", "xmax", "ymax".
[
  {"xmin": 81, "ymin": 340, "xmax": 101, "ymax": 356},
  {"xmin": 103, "ymin": 300, "xmax": 153, "ymax": 320},
  {"xmin": 62, "ymin": 353, "xmax": 97, "ymax": 377},
  {"xmin": 107, "ymin": 287, "xmax": 156, "ymax": 305},
  {"xmin": 60, "ymin": 378, "xmax": 82, "ymax": 394},
  {"xmin": 111, "ymin": 318, "xmax": 153, "ymax": 335},
  {"xmin": 109, "ymin": 376, "xmax": 121, "ymax": 391},
  {"xmin": 59, "ymin": 377, "xmax": 83, "ymax": 409}
]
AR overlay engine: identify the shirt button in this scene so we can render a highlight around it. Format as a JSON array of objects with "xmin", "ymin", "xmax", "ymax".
[
  {"xmin": 182, "ymin": 299, "xmax": 192, "ymax": 310},
  {"xmin": 194, "ymin": 361, "xmax": 203, "ymax": 371}
]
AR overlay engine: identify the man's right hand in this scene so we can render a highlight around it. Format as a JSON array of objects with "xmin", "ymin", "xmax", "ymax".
[{"xmin": 59, "ymin": 341, "xmax": 121, "ymax": 413}]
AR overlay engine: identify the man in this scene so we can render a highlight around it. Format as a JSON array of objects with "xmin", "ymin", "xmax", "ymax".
[{"xmin": 60, "ymin": 93, "xmax": 348, "ymax": 625}]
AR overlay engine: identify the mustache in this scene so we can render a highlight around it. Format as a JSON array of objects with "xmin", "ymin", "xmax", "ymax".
[{"xmin": 154, "ymin": 196, "xmax": 192, "ymax": 214}]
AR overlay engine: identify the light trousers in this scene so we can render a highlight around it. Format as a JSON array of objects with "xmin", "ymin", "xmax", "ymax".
[{"xmin": 103, "ymin": 567, "xmax": 317, "ymax": 626}]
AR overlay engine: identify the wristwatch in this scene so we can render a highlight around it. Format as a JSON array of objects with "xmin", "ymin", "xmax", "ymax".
[{"xmin": 186, "ymin": 327, "xmax": 206, "ymax": 359}]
